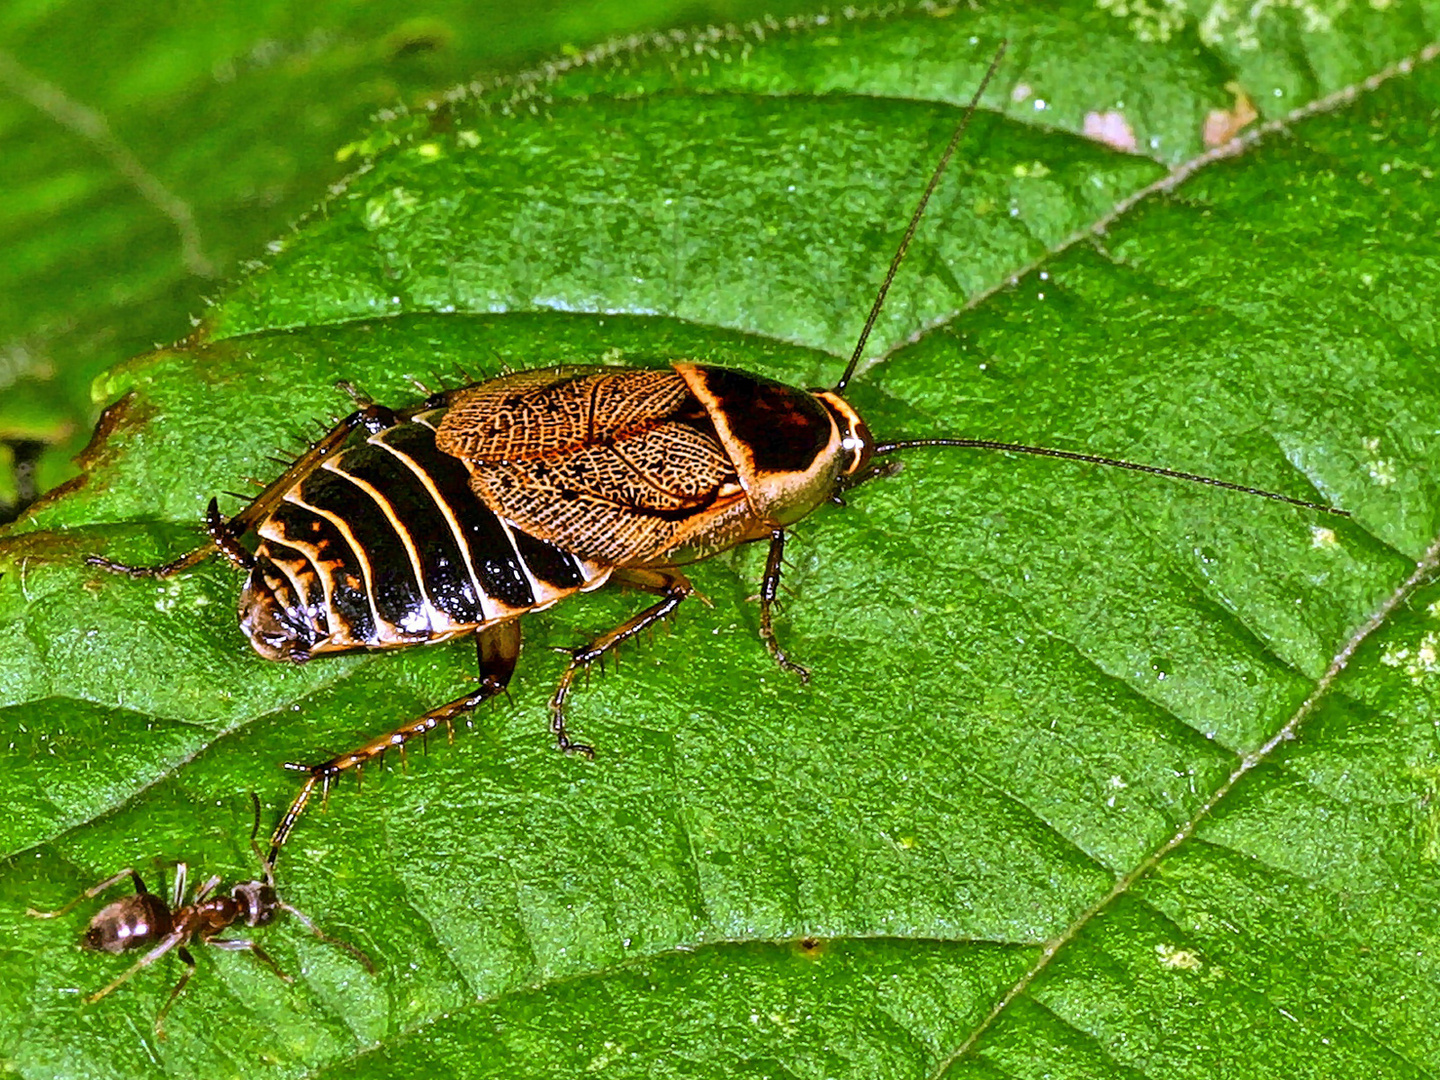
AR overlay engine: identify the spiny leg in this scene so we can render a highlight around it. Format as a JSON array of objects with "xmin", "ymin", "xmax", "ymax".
[
  {"xmin": 85, "ymin": 394, "xmax": 402, "ymax": 579},
  {"xmin": 26, "ymin": 869, "xmax": 146, "ymax": 920},
  {"xmin": 266, "ymin": 620, "xmax": 522, "ymax": 862},
  {"xmin": 548, "ymin": 568, "xmax": 694, "ymax": 757},
  {"xmin": 758, "ymin": 529, "xmax": 810, "ymax": 682}
]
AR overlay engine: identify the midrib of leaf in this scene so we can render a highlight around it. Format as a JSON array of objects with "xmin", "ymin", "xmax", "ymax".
[{"xmin": 934, "ymin": 529, "xmax": 1440, "ymax": 1075}]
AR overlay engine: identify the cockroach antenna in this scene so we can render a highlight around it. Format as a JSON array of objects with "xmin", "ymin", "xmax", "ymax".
[
  {"xmin": 833, "ymin": 39, "xmax": 1347, "ymax": 519},
  {"xmin": 834, "ymin": 40, "xmax": 1009, "ymax": 393}
]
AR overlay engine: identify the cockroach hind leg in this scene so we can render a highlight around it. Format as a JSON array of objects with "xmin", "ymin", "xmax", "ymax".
[
  {"xmin": 267, "ymin": 625, "xmax": 520, "ymax": 857},
  {"xmin": 85, "ymin": 542, "xmax": 220, "ymax": 580}
]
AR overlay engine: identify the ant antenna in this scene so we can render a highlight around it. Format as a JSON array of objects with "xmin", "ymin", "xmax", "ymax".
[
  {"xmin": 834, "ymin": 39, "xmax": 1008, "ymax": 393},
  {"xmin": 873, "ymin": 438, "xmax": 1349, "ymax": 516},
  {"xmin": 249, "ymin": 792, "xmax": 278, "ymax": 878}
]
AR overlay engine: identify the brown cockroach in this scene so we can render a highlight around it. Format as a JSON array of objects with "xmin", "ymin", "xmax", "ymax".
[
  {"xmin": 28, "ymin": 795, "xmax": 372, "ymax": 1037},
  {"xmin": 84, "ymin": 43, "xmax": 1346, "ymax": 861}
]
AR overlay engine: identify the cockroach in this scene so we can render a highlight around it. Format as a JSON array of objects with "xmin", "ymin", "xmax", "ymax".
[
  {"xmin": 84, "ymin": 43, "xmax": 1347, "ymax": 861},
  {"xmin": 28, "ymin": 795, "xmax": 372, "ymax": 1037}
]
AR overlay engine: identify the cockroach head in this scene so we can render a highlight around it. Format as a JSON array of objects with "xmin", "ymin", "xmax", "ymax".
[
  {"xmin": 239, "ymin": 564, "xmax": 319, "ymax": 663},
  {"xmin": 813, "ymin": 390, "xmax": 874, "ymax": 479}
]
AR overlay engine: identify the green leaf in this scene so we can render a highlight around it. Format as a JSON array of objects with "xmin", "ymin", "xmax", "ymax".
[
  {"xmin": 5, "ymin": 4, "xmax": 1440, "ymax": 1078},
  {"xmin": 0, "ymin": 0, "xmax": 829, "ymax": 516}
]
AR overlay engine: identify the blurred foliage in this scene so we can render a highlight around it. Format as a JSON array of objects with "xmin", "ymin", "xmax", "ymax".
[{"xmin": 0, "ymin": 0, "xmax": 825, "ymax": 522}]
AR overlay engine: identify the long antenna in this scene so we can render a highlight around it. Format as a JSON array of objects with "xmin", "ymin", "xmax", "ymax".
[
  {"xmin": 874, "ymin": 438, "xmax": 1349, "ymax": 516},
  {"xmin": 833, "ymin": 40, "xmax": 1008, "ymax": 393}
]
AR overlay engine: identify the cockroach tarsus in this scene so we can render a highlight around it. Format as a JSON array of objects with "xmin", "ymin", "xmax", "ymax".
[
  {"xmin": 82, "ymin": 40, "xmax": 1348, "ymax": 864},
  {"xmin": 28, "ymin": 794, "xmax": 372, "ymax": 1037}
]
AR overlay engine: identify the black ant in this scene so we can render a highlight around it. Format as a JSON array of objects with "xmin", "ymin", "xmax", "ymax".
[{"xmin": 28, "ymin": 794, "xmax": 374, "ymax": 1038}]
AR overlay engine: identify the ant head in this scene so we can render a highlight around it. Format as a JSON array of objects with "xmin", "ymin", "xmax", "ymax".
[
  {"xmin": 82, "ymin": 892, "xmax": 173, "ymax": 954},
  {"xmin": 231, "ymin": 880, "xmax": 280, "ymax": 928}
]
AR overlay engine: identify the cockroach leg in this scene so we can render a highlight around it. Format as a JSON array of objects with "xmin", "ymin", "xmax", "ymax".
[
  {"xmin": 758, "ymin": 529, "xmax": 810, "ymax": 683},
  {"xmin": 86, "ymin": 405, "xmax": 385, "ymax": 578},
  {"xmin": 205, "ymin": 497, "xmax": 255, "ymax": 570},
  {"xmin": 548, "ymin": 568, "xmax": 694, "ymax": 757},
  {"xmin": 267, "ymin": 620, "xmax": 522, "ymax": 860},
  {"xmin": 85, "ymin": 545, "xmax": 221, "ymax": 580}
]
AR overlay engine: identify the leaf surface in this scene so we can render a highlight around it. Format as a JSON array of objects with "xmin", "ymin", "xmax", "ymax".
[{"xmin": 3, "ymin": 5, "xmax": 1440, "ymax": 1078}]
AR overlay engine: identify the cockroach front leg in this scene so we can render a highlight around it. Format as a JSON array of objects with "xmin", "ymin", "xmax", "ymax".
[
  {"xmin": 758, "ymin": 529, "xmax": 810, "ymax": 682},
  {"xmin": 267, "ymin": 620, "xmax": 522, "ymax": 861},
  {"xmin": 548, "ymin": 568, "xmax": 694, "ymax": 756}
]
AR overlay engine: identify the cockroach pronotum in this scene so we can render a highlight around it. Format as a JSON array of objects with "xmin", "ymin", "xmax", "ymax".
[
  {"xmin": 27, "ymin": 795, "xmax": 372, "ymax": 1037},
  {"xmin": 83, "ymin": 43, "xmax": 1347, "ymax": 862}
]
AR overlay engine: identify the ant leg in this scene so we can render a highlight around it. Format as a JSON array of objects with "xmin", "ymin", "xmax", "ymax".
[
  {"xmin": 276, "ymin": 903, "xmax": 376, "ymax": 972},
  {"xmin": 267, "ymin": 620, "xmax": 521, "ymax": 861},
  {"xmin": 27, "ymin": 869, "xmax": 145, "ymax": 919},
  {"xmin": 548, "ymin": 568, "xmax": 693, "ymax": 756},
  {"xmin": 85, "ymin": 397, "xmax": 399, "ymax": 578},
  {"xmin": 210, "ymin": 937, "xmax": 293, "ymax": 983},
  {"xmin": 757, "ymin": 530, "xmax": 810, "ymax": 682},
  {"xmin": 169, "ymin": 863, "xmax": 186, "ymax": 909},
  {"xmin": 86, "ymin": 930, "xmax": 187, "ymax": 1004},
  {"xmin": 189, "ymin": 873, "xmax": 223, "ymax": 906},
  {"xmin": 152, "ymin": 946, "xmax": 196, "ymax": 1041}
]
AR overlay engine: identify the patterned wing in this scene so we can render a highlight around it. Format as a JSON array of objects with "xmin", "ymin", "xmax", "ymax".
[{"xmin": 435, "ymin": 367, "xmax": 747, "ymax": 564}]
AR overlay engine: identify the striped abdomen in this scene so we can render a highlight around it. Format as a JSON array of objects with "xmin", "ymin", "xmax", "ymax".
[{"xmin": 238, "ymin": 409, "xmax": 612, "ymax": 663}]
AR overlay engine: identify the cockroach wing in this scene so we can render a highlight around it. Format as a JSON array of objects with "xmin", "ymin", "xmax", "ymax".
[{"xmin": 435, "ymin": 367, "xmax": 747, "ymax": 564}]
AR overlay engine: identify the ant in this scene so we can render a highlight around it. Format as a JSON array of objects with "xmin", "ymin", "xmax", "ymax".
[{"xmin": 29, "ymin": 794, "xmax": 374, "ymax": 1038}]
